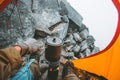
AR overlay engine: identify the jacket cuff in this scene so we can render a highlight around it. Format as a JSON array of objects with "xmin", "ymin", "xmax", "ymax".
[{"xmin": 1, "ymin": 47, "xmax": 22, "ymax": 69}]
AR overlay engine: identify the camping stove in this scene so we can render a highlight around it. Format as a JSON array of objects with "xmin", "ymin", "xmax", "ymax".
[{"xmin": 45, "ymin": 37, "xmax": 62, "ymax": 80}]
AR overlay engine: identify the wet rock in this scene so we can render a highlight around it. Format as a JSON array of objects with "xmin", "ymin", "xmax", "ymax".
[
  {"xmin": 62, "ymin": 52, "xmax": 74, "ymax": 60},
  {"xmin": 65, "ymin": 45, "xmax": 74, "ymax": 52},
  {"xmin": 72, "ymin": 45, "xmax": 80, "ymax": 53},
  {"xmin": 86, "ymin": 36, "xmax": 95, "ymax": 46},
  {"xmin": 84, "ymin": 48, "xmax": 91, "ymax": 56},
  {"xmin": 80, "ymin": 52, "xmax": 86, "ymax": 58},
  {"xmin": 31, "ymin": 0, "xmax": 39, "ymax": 13},
  {"xmin": 51, "ymin": 22, "xmax": 69, "ymax": 40},
  {"xmin": 61, "ymin": 15, "xmax": 69, "ymax": 23},
  {"xmin": 64, "ymin": 34, "xmax": 76, "ymax": 45},
  {"xmin": 34, "ymin": 26, "xmax": 51, "ymax": 39},
  {"xmin": 81, "ymin": 43, "xmax": 88, "ymax": 52},
  {"xmin": 91, "ymin": 47, "xmax": 100, "ymax": 54},
  {"xmin": 73, "ymin": 33, "xmax": 82, "ymax": 42},
  {"xmin": 59, "ymin": 0, "xmax": 68, "ymax": 16},
  {"xmin": 60, "ymin": 0, "xmax": 83, "ymax": 26},
  {"xmin": 89, "ymin": 45, "xmax": 95, "ymax": 50},
  {"xmin": 36, "ymin": 0, "xmax": 61, "ymax": 28},
  {"xmin": 79, "ymin": 23, "xmax": 88, "ymax": 32},
  {"xmin": 0, "ymin": 0, "xmax": 35, "ymax": 46},
  {"xmin": 79, "ymin": 29, "xmax": 89, "ymax": 40},
  {"xmin": 80, "ymin": 40, "xmax": 88, "ymax": 52}
]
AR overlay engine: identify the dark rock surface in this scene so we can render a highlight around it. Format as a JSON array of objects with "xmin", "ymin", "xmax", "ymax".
[
  {"xmin": 0, "ymin": 0, "xmax": 100, "ymax": 79},
  {"xmin": 0, "ymin": 0, "xmax": 99, "ymax": 57}
]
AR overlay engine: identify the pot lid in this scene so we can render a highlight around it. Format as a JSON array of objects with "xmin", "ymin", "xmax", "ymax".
[{"xmin": 46, "ymin": 37, "xmax": 62, "ymax": 46}]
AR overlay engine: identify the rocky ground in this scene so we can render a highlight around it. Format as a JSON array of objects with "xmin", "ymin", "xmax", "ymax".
[{"xmin": 0, "ymin": 0, "xmax": 100, "ymax": 79}]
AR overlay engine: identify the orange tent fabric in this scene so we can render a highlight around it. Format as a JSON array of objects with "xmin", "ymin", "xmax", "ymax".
[
  {"xmin": 72, "ymin": 34, "xmax": 120, "ymax": 80},
  {"xmin": 0, "ymin": 0, "xmax": 12, "ymax": 12},
  {"xmin": 0, "ymin": 0, "xmax": 4, "ymax": 4}
]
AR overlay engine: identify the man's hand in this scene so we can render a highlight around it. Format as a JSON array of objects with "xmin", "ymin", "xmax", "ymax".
[{"xmin": 18, "ymin": 38, "xmax": 43, "ymax": 56}]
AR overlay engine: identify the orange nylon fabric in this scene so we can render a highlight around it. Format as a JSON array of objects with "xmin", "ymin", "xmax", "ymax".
[
  {"xmin": 0, "ymin": 0, "xmax": 4, "ymax": 4},
  {"xmin": 72, "ymin": 34, "xmax": 120, "ymax": 80}
]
